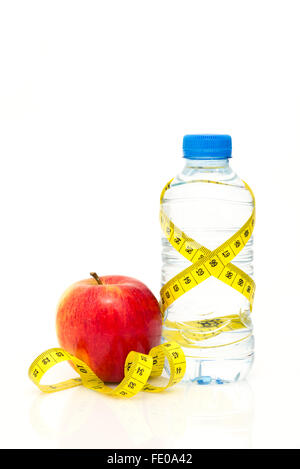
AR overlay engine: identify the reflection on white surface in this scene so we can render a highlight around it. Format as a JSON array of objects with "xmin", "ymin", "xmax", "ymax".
[{"xmin": 30, "ymin": 380, "xmax": 254, "ymax": 449}]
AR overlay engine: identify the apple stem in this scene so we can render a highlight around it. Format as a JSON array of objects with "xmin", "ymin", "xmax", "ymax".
[{"xmin": 90, "ymin": 272, "xmax": 103, "ymax": 285}]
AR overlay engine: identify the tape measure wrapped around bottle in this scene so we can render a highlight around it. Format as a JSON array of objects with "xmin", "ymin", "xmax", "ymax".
[{"xmin": 160, "ymin": 179, "xmax": 255, "ymax": 346}]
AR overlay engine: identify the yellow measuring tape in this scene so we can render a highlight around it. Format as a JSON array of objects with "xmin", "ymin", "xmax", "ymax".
[
  {"xmin": 29, "ymin": 178, "xmax": 254, "ymax": 396},
  {"xmin": 29, "ymin": 341, "xmax": 186, "ymax": 399},
  {"xmin": 160, "ymin": 178, "xmax": 255, "ymax": 347}
]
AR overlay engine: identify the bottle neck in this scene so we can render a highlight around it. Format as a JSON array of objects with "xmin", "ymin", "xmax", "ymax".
[{"xmin": 183, "ymin": 157, "xmax": 230, "ymax": 170}]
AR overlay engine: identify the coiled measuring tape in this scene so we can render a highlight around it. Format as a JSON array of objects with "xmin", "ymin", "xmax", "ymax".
[
  {"xmin": 160, "ymin": 179, "xmax": 255, "ymax": 346},
  {"xmin": 29, "ymin": 341, "xmax": 186, "ymax": 399}
]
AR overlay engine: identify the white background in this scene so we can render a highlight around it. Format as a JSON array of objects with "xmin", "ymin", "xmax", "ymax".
[{"xmin": 1, "ymin": 0, "xmax": 300, "ymax": 449}]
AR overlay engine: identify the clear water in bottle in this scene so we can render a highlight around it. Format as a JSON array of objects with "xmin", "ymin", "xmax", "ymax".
[{"xmin": 161, "ymin": 135, "xmax": 254, "ymax": 384}]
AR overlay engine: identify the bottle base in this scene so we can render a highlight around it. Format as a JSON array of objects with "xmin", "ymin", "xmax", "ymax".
[{"xmin": 166, "ymin": 353, "xmax": 254, "ymax": 385}]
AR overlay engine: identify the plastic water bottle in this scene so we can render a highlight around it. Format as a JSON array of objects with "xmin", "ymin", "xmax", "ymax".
[{"xmin": 161, "ymin": 135, "xmax": 254, "ymax": 384}]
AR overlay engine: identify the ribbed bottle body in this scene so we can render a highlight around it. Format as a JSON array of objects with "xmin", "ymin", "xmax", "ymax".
[{"xmin": 161, "ymin": 159, "xmax": 254, "ymax": 383}]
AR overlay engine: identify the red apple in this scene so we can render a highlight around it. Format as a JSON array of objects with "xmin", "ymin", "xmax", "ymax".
[{"xmin": 56, "ymin": 273, "xmax": 162, "ymax": 382}]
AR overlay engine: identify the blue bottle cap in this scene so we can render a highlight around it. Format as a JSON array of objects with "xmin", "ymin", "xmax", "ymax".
[{"xmin": 183, "ymin": 134, "xmax": 232, "ymax": 159}]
